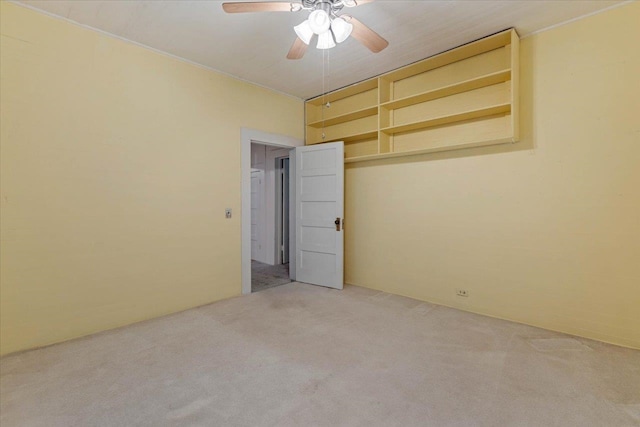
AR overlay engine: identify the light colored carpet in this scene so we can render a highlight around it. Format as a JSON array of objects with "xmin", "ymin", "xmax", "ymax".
[
  {"xmin": 251, "ymin": 260, "xmax": 291, "ymax": 293},
  {"xmin": 1, "ymin": 283, "xmax": 639, "ymax": 426}
]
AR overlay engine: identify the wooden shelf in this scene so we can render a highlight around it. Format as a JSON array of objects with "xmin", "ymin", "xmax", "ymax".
[
  {"xmin": 380, "ymin": 69, "xmax": 511, "ymax": 110},
  {"xmin": 341, "ymin": 130, "xmax": 378, "ymax": 142},
  {"xmin": 307, "ymin": 79, "xmax": 378, "ymax": 106},
  {"xmin": 381, "ymin": 103, "xmax": 511, "ymax": 135},
  {"xmin": 344, "ymin": 136, "xmax": 515, "ymax": 163},
  {"xmin": 308, "ymin": 129, "xmax": 377, "ymax": 145},
  {"xmin": 307, "ymin": 106, "xmax": 377, "ymax": 128},
  {"xmin": 304, "ymin": 28, "xmax": 520, "ymax": 162},
  {"xmin": 383, "ymin": 30, "xmax": 513, "ymax": 82}
]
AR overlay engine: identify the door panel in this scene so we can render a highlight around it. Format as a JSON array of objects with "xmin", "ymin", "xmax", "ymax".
[{"xmin": 295, "ymin": 142, "xmax": 344, "ymax": 289}]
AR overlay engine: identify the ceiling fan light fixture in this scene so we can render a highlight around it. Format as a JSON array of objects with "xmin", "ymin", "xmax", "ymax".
[
  {"xmin": 294, "ymin": 20, "xmax": 314, "ymax": 45},
  {"xmin": 316, "ymin": 30, "xmax": 336, "ymax": 50},
  {"xmin": 308, "ymin": 9, "xmax": 331, "ymax": 34},
  {"xmin": 331, "ymin": 17, "xmax": 353, "ymax": 43}
]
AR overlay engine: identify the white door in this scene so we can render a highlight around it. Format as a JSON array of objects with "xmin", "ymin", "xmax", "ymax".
[{"xmin": 294, "ymin": 142, "xmax": 344, "ymax": 289}]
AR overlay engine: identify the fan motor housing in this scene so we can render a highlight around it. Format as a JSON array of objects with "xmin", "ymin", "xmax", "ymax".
[{"xmin": 302, "ymin": 0, "xmax": 345, "ymax": 13}]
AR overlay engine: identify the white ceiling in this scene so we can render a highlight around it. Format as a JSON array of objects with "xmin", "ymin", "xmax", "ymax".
[{"xmin": 17, "ymin": 0, "xmax": 625, "ymax": 99}]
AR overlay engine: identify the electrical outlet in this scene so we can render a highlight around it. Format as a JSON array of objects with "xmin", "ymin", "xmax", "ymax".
[
  {"xmin": 456, "ymin": 289, "xmax": 469, "ymax": 297},
  {"xmin": 225, "ymin": 208, "xmax": 232, "ymax": 219}
]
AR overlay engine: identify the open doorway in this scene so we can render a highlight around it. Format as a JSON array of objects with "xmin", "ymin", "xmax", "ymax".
[
  {"xmin": 250, "ymin": 143, "xmax": 293, "ymax": 293},
  {"xmin": 241, "ymin": 130, "xmax": 344, "ymax": 294},
  {"xmin": 241, "ymin": 128, "xmax": 302, "ymax": 295}
]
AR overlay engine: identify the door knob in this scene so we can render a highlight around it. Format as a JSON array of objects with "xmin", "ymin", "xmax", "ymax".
[{"xmin": 335, "ymin": 217, "xmax": 341, "ymax": 232}]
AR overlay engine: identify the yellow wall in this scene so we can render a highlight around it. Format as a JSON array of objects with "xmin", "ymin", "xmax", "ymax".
[
  {"xmin": 0, "ymin": 3, "xmax": 303, "ymax": 355},
  {"xmin": 2, "ymin": 2, "xmax": 638, "ymax": 356},
  {"xmin": 345, "ymin": 2, "xmax": 640, "ymax": 349}
]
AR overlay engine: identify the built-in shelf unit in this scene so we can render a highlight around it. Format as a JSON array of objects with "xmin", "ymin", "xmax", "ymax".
[{"xmin": 304, "ymin": 29, "xmax": 520, "ymax": 163}]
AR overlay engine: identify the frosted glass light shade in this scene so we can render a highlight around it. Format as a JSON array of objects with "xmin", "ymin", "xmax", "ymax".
[
  {"xmin": 308, "ymin": 10, "xmax": 331, "ymax": 34},
  {"xmin": 331, "ymin": 17, "xmax": 353, "ymax": 43},
  {"xmin": 317, "ymin": 30, "xmax": 336, "ymax": 50},
  {"xmin": 294, "ymin": 20, "xmax": 314, "ymax": 45}
]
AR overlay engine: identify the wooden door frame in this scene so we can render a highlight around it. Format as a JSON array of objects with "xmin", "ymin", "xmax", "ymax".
[
  {"xmin": 265, "ymin": 147, "xmax": 292, "ymax": 266},
  {"xmin": 275, "ymin": 156, "xmax": 290, "ymax": 265}
]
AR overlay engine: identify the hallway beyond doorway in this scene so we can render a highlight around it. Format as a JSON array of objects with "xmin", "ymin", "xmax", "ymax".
[{"xmin": 251, "ymin": 260, "xmax": 291, "ymax": 293}]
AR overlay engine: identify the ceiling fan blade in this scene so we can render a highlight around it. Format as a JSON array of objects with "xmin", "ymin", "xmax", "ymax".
[
  {"xmin": 348, "ymin": 16, "xmax": 388, "ymax": 53},
  {"xmin": 222, "ymin": 2, "xmax": 299, "ymax": 13},
  {"xmin": 287, "ymin": 37, "xmax": 308, "ymax": 60}
]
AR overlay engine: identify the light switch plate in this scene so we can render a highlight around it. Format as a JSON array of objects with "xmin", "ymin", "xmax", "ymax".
[{"xmin": 225, "ymin": 208, "xmax": 232, "ymax": 219}]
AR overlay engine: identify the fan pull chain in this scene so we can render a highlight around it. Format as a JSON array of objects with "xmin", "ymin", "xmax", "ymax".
[
  {"xmin": 321, "ymin": 47, "xmax": 326, "ymax": 140},
  {"xmin": 326, "ymin": 48, "xmax": 331, "ymax": 105},
  {"xmin": 321, "ymin": 48, "xmax": 330, "ymax": 140}
]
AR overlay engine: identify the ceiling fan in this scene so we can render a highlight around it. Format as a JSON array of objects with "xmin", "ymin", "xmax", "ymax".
[{"xmin": 222, "ymin": 0, "xmax": 389, "ymax": 59}]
